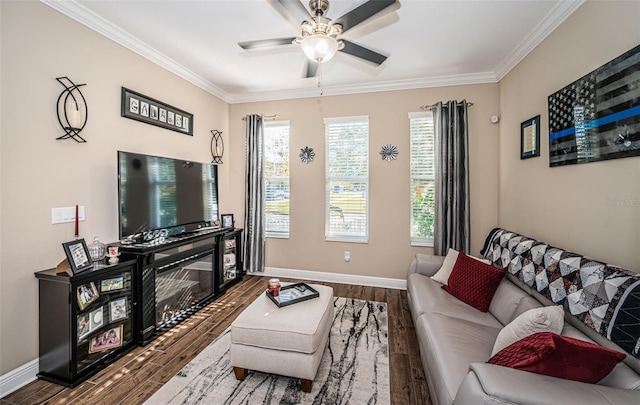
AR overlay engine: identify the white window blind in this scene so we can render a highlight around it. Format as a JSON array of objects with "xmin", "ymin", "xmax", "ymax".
[
  {"xmin": 409, "ymin": 111, "xmax": 435, "ymax": 245},
  {"xmin": 324, "ymin": 116, "xmax": 369, "ymax": 242},
  {"xmin": 264, "ymin": 121, "xmax": 290, "ymax": 237}
]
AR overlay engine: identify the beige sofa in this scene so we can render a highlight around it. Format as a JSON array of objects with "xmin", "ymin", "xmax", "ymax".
[{"xmin": 407, "ymin": 233, "xmax": 640, "ymax": 404}]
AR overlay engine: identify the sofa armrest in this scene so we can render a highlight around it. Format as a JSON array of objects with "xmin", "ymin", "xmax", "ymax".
[
  {"xmin": 407, "ymin": 253, "xmax": 445, "ymax": 277},
  {"xmin": 455, "ymin": 363, "xmax": 640, "ymax": 405}
]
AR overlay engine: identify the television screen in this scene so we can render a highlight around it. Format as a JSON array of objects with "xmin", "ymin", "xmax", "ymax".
[{"xmin": 118, "ymin": 151, "xmax": 219, "ymax": 238}]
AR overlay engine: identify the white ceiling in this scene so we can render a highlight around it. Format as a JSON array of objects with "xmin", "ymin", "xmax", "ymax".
[{"xmin": 43, "ymin": 0, "xmax": 584, "ymax": 104}]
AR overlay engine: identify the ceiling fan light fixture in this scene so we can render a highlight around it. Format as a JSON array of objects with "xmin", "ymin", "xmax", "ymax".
[{"xmin": 301, "ymin": 34, "xmax": 341, "ymax": 63}]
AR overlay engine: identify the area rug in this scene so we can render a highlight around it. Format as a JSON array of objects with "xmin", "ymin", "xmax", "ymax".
[{"xmin": 144, "ymin": 297, "xmax": 389, "ymax": 404}]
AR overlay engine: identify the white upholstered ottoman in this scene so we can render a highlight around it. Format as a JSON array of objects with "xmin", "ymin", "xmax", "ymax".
[{"xmin": 230, "ymin": 283, "xmax": 334, "ymax": 392}]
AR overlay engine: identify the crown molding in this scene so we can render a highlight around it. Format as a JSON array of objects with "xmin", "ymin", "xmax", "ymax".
[
  {"xmin": 41, "ymin": 0, "xmax": 582, "ymax": 105},
  {"xmin": 494, "ymin": 0, "xmax": 585, "ymax": 80},
  {"xmin": 40, "ymin": 0, "xmax": 232, "ymax": 102},
  {"xmin": 227, "ymin": 72, "xmax": 498, "ymax": 104}
]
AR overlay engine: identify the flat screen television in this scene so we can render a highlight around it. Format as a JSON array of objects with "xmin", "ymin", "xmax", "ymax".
[{"xmin": 117, "ymin": 151, "xmax": 219, "ymax": 239}]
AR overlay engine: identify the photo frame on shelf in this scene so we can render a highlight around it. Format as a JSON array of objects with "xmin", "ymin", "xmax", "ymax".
[
  {"xmin": 77, "ymin": 282, "xmax": 99, "ymax": 311},
  {"xmin": 62, "ymin": 239, "xmax": 93, "ymax": 275},
  {"xmin": 521, "ymin": 115, "xmax": 541, "ymax": 159},
  {"xmin": 78, "ymin": 313, "xmax": 90, "ymax": 340},
  {"xmin": 89, "ymin": 324, "xmax": 123, "ymax": 353},
  {"xmin": 221, "ymin": 214, "xmax": 234, "ymax": 229},
  {"xmin": 121, "ymin": 87, "xmax": 193, "ymax": 136},
  {"xmin": 89, "ymin": 306, "xmax": 104, "ymax": 331},
  {"xmin": 109, "ymin": 297, "xmax": 127, "ymax": 322},
  {"xmin": 100, "ymin": 276, "xmax": 124, "ymax": 293}
]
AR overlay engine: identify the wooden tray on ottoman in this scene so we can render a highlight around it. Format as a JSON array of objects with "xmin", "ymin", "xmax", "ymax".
[{"xmin": 266, "ymin": 282, "xmax": 319, "ymax": 307}]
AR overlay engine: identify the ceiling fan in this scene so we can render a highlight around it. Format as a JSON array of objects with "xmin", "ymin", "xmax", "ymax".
[{"xmin": 238, "ymin": 0, "xmax": 397, "ymax": 78}]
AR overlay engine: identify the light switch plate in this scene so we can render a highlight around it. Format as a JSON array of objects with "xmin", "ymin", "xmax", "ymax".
[{"xmin": 52, "ymin": 206, "xmax": 85, "ymax": 224}]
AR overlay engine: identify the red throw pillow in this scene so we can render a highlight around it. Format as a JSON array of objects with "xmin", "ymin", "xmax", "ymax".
[
  {"xmin": 488, "ymin": 332, "xmax": 626, "ymax": 383},
  {"xmin": 442, "ymin": 252, "xmax": 505, "ymax": 312}
]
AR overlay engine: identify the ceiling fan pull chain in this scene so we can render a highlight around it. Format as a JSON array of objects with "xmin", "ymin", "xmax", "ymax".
[{"xmin": 318, "ymin": 64, "xmax": 324, "ymax": 95}]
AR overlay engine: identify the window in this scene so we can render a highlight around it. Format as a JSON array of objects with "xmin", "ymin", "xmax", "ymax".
[
  {"xmin": 409, "ymin": 111, "xmax": 435, "ymax": 245},
  {"xmin": 264, "ymin": 121, "xmax": 290, "ymax": 237},
  {"xmin": 325, "ymin": 116, "xmax": 369, "ymax": 242}
]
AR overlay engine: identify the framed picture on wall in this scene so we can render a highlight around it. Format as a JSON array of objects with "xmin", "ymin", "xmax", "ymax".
[
  {"xmin": 521, "ymin": 115, "xmax": 540, "ymax": 159},
  {"xmin": 121, "ymin": 87, "xmax": 193, "ymax": 136}
]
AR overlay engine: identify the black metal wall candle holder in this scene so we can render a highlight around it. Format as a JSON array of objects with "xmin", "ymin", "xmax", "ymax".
[
  {"xmin": 56, "ymin": 77, "xmax": 88, "ymax": 143},
  {"xmin": 211, "ymin": 130, "xmax": 224, "ymax": 164}
]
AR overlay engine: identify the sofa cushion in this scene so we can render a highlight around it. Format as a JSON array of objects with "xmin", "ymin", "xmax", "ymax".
[
  {"xmin": 488, "ymin": 278, "xmax": 531, "ymax": 325},
  {"xmin": 431, "ymin": 248, "xmax": 490, "ymax": 285},
  {"xmin": 509, "ymin": 295, "xmax": 544, "ymax": 322},
  {"xmin": 417, "ymin": 312, "xmax": 503, "ymax": 405},
  {"xmin": 443, "ymin": 253, "xmax": 506, "ymax": 312},
  {"xmin": 488, "ymin": 332, "xmax": 626, "ymax": 383},
  {"xmin": 407, "ymin": 273, "xmax": 504, "ymax": 328},
  {"xmin": 561, "ymin": 323, "xmax": 640, "ymax": 390},
  {"xmin": 492, "ymin": 306, "xmax": 564, "ymax": 356}
]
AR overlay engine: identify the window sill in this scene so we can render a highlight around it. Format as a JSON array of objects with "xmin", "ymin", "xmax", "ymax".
[
  {"xmin": 411, "ymin": 241, "xmax": 434, "ymax": 247},
  {"xmin": 266, "ymin": 234, "xmax": 289, "ymax": 239},
  {"xmin": 325, "ymin": 237, "xmax": 368, "ymax": 244}
]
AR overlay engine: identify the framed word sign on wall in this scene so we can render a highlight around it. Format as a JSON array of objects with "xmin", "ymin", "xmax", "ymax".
[{"xmin": 121, "ymin": 87, "xmax": 193, "ymax": 136}]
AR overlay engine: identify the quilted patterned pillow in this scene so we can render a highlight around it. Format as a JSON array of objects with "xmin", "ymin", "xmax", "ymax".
[
  {"xmin": 488, "ymin": 332, "xmax": 626, "ymax": 383},
  {"xmin": 442, "ymin": 252, "xmax": 505, "ymax": 312}
]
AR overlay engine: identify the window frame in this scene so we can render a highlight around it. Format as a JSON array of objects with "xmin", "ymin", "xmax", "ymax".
[
  {"xmin": 409, "ymin": 111, "xmax": 435, "ymax": 247},
  {"xmin": 263, "ymin": 120, "xmax": 290, "ymax": 238},
  {"xmin": 324, "ymin": 115, "xmax": 369, "ymax": 243}
]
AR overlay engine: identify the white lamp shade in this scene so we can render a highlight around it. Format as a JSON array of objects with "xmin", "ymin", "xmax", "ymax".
[{"xmin": 301, "ymin": 35, "xmax": 339, "ymax": 63}]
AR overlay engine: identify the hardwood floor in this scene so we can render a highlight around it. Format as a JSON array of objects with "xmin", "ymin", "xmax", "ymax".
[{"xmin": 1, "ymin": 276, "xmax": 431, "ymax": 405}]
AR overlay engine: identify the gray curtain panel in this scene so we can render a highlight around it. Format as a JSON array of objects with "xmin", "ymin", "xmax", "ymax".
[
  {"xmin": 432, "ymin": 100, "xmax": 470, "ymax": 256},
  {"xmin": 243, "ymin": 114, "xmax": 265, "ymax": 273}
]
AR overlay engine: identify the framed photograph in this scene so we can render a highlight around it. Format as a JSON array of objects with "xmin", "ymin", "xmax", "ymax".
[
  {"xmin": 89, "ymin": 306, "xmax": 104, "ymax": 331},
  {"xmin": 78, "ymin": 313, "xmax": 90, "ymax": 340},
  {"xmin": 521, "ymin": 115, "xmax": 540, "ymax": 159},
  {"xmin": 77, "ymin": 282, "xmax": 99, "ymax": 311},
  {"xmin": 221, "ymin": 214, "xmax": 234, "ymax": 229},
  {"xmin": 62, "ymin": 239, "xmax": 93, "ymax": 275},
  {"xmin": 89, "ymin": 324, "xmax": 123, "ymax": 353},
  {"xmin": 100, "ymin": 276, "xmax": 124, "ymax": 293},
  {"xmin": 110, "ymin": 297, "xmax": 127, "ymax": 321},
  {"xmin": 121, "ymin": 87, "xmax": 193, "ymax": 136}
]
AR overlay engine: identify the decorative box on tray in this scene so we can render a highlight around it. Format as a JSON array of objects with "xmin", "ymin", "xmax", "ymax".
[{"xmin": 266, "ymin": 282, "xmax": 319, "ymax": 307}]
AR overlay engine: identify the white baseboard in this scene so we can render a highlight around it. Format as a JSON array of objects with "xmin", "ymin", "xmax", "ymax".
[
  {"xmin": 253, "ymin": 267, "xmax": 407, "ymax": 290},
  {"xmin": 0, "ymin": 358, "xmax": 38, "ymax": 398}
]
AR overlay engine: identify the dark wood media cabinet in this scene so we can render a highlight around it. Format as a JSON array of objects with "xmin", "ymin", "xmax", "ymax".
[{"xmin": 35, "ymin": 228, "xmax": 243, "ymax": 387}]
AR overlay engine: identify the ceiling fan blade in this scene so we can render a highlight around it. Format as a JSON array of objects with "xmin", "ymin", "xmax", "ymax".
[
  {"xmin": 340, "ymin": 40, "xmax": 387, "ymax": 65},
  {"xmin": 276, "ymin": 0, "xmax": 313, "ymax": 24},
  {"xmin": 238, "ymin": 37, "xmax": 296, "ymax": 50},
  {"xmin": 303, "ymin": 59, "xmax": 319, "ymax": 78},
  {"xmin": 333, "ymin": 0, "xmax": 397, "ymax": 33}
]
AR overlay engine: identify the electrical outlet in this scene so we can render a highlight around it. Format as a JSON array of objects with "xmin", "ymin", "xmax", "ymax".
[{"xmin": 344, "ymin": 251, "xmax": 350, "ymax": 262}]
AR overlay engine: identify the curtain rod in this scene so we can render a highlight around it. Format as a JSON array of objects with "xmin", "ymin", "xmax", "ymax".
[
  {"xmin": 241, "ymin": 114, "xmax": 280, "ymax": 121},
  {"xmin": 420, "ymin": 102, "xmax": 474, "ymax": 110}
]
